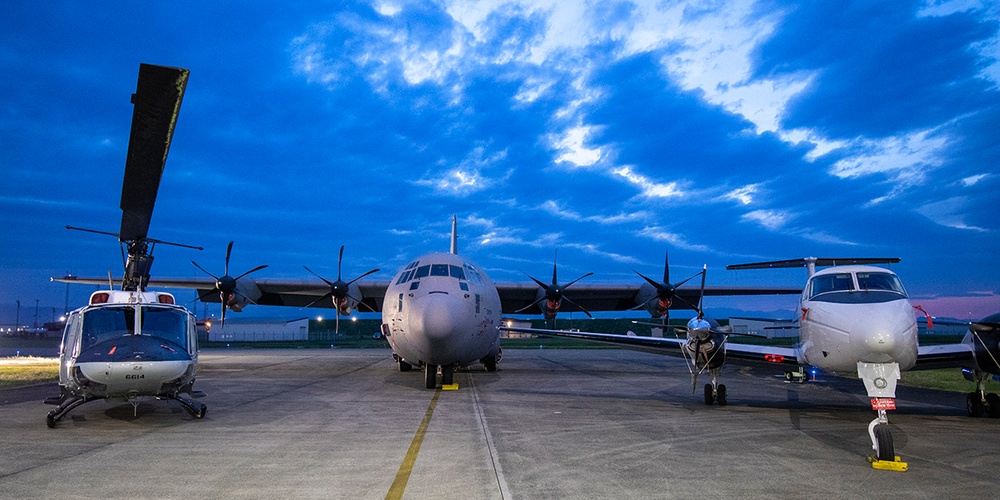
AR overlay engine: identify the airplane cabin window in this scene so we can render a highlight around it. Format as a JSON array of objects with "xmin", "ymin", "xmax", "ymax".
[{"xmin": 431, "ymin": 264, "xmax": 449, "ymax": 276}]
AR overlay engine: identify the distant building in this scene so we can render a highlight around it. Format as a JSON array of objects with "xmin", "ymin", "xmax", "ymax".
[
  {"xmin": 209, "ymin": 317, "xmax": 310, "ymax": 342},
  {"xmin": 502, "ymin": 318, "xmax": 533, "ymax": 338},
  {"xmin": 728, "ymin": 317, "xmax": 798, "ymax": 339}
]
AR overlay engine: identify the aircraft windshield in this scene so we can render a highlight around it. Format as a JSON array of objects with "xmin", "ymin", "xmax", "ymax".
[
  {"xmin": 857, "ymin": 272, "xmax": 906, "ymax": 295},
  {"xmin": 807, "ymin": 273, "xmax": 854, "ymax": 298},
  {"xmin": 80, "ymin": 305, "xmax": 189, "ymax": 351}
]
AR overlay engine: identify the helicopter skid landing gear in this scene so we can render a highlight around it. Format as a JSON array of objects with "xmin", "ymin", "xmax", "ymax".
[
  {"xmin": 171, "ymin": 394, "xmax": 207, "ymax": 419},
  {"xmin": 45, "ymin": 395, "xmax": 99, "ymax": 428}
]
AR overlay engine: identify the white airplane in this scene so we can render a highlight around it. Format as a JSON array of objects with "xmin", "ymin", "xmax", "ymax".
[{"xmin": 502, "ymin": 257, "xmax": 995, "ymax": 466}]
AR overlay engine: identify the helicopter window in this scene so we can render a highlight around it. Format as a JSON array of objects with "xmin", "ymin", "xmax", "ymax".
[
  {"xmin": 81, "ymin": 306, "xmax": 134, "ymax": 350},
  {"xmin": 415, "ymin": 265, "xmax": 430, "ymax": 279},
  {"xmin": 431, "ymin": 264, "xmax": 449, "ymax": 276},
  {"xmin": 808, "ymin": 273, "xmax": 854, "ymax": 298},
  {"xmin": 140, "ymin": 307, "xmax": 189, "ymax": 350},
  {"xmin": 856, "ymin": 272, "xmax": 905, "ymax": 294},
  {"xmin": 450, "ymin": 265, "xmax": 465, "ymax": 279}
]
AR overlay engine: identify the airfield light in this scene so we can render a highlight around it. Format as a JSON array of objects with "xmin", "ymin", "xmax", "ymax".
[
  {"xmin": 317, "ymin": 316, "xmax": 323, "ymax": 322},
  {"xmin": 351, "ymin": 316, "xmax": 357, "ymax": 322}
]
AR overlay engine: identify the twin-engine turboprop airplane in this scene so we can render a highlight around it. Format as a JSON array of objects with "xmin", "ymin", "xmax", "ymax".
[
  {"xmin": 502, "ymin": 257, "xmax": 990, "ymax": 465},
  {"xmin": 47, "ymin": 63, "xmax": 207, "ymax": 427}
]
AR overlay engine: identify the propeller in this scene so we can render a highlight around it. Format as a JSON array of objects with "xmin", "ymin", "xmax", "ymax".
[
  {"xmin": 192, "ymin": 241, "xmax": 268, "ymax": 325},
  {"xmin": 303, "ymin": 245, "xmax": 380, "ymax": 334},
  {"xmin": 631, "ymin": 250, "xmax": 706, "ymax": 326},
  {"xmin": 515, "ymin": 251, "xmax": 594, "ymax": 321}
]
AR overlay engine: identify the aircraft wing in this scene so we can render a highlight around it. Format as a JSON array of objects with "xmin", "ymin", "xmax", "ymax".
[
  {"xmin": 500, "ymin": 325, "xmax": 802, "ymax": 367},
  {"xmin": 52, "ymin": 275, "xmax": 391, "ymax": 312},
  {"xmin": 912, "ymin": 343, "xmax": 977, "ymax": 370},
  {"xmin": 494, "ymin": 283, "xmax": 801, "ymax": 315}
]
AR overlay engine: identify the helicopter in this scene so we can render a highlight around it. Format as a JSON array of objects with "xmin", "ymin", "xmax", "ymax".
[{"xmin": 45, "ymin": 63, "xmax": 207, "ymax": 427}]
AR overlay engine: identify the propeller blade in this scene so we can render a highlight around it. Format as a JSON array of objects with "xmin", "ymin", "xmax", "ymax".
[
  {"xmin": 337, "ymin": 245, "xmax": 344, "ymax": 280},
  {"xmin": 302, "ymin": 292, "xmax": 334, "ymax": 310},
  {"xmin": 345, "ymin": 268, "xmax": 380, "ymax": 286},
  {"xmin": 663, "ymin": 250, "xmax": 670, "ymax": 285},
  {"xmin": 697, "ymin": 265, "xmax": 707, "ymax": 315},
  {"xmin": 224, "ymin": 241, "xmax": 234, "ymax": 276},
  {"xmin": 514, "ymin": 296, "xmax": 548, "ymax": 314},
  {"xmin": 191, "ymin": 260, "xmax": 219, "ymax": 280},
  {"xmin": 523, "ymin": 273, "xmax": 550, "ymax": 290},
  {"xmin": 233, "ymin": 264, "xmax": 269, "ymax": 281},
  {"xmin": 561, "ymin": 296, "xmax": 593, "ymax": 318},
  {"xmin": 562, "ymin": 272, "xmax": 594, "ymax": 289},
  {"xmin": 304, "ymin": 265, "xmax": 335, "ymax": 287}
]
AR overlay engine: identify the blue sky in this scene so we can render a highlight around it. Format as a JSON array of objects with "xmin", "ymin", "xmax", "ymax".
[{"xmin": 1, "ymin": 0, "xmax": 998, "ymax": 322}]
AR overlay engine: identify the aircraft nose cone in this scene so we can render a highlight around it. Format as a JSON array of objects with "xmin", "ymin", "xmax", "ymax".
[
  {"xmin": 412, "ymin": 293, "xmax": 458, "ymax": 342},
  {"xmin": 863, "ymin": 323, "xmax": 897, "ymax": 354}
]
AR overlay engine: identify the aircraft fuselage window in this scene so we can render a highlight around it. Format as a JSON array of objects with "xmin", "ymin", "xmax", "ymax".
[
  {"xmin": 398, "ymin": 293, "xmax": 404, "ymax": 312},
  {"xmin": 475, "ymin": 294, "xmax": 481, "ymax": 313},
  {"xmin": 431, "ymin": 264, "xmax": 449, "ymax": 277}
]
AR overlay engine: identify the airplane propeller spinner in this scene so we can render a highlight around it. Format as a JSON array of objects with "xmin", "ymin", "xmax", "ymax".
[
  {"xmin": 303, "ymin": 245, "xmax": 380, "ymax": 334},
  {"xmin": 516, "ymin": 251, "xmax": 594, "ymax": 321},
  {"xmin": 192, "ymin": 240, "xmax": 268, "ymax": 324}
]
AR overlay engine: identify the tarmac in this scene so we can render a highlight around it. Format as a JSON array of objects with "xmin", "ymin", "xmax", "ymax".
[{"xmin": 1, "ymin": 348, "xmax": 997, "ymax": 499}]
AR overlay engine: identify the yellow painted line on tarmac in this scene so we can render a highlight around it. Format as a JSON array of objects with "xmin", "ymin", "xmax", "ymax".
[{"xmin": 386, "ymin": 388, "xmax": 441, "ymax": 500}]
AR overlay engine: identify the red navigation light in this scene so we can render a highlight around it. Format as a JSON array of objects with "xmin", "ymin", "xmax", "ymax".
[
  {"xmin": 764, "ymin": 354, "xmax": 785, "ymax": 363},
  {"xmin": 157, "ymin": 294, "xmax": 175, "ymax": 304},
  {"xmin": 91, "ymin": 293, "xmax": 110, "ymax": 305}
]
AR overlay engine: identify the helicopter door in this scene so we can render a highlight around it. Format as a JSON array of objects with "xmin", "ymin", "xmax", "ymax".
[{"xmin": 59, "ymin": 312, "xmax": 82, "ymax": 385}]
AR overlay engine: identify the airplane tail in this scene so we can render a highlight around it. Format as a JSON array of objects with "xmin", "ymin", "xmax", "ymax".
[
  {"xmin": 450, "ymin": 215, "xmax": 458, "ymax": 255},
  {"xmin": 727, "ymin": 257, "xmax": 900, "ymax": 277}
]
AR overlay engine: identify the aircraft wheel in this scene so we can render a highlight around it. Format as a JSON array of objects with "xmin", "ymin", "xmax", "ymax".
[
  {"xmin": 874, "ymin": 426, "xmax": 894, "ymax": 462},
  {"xmin": 784, "ymin": 371, "xmax": 792, "ymax": 382},
  {"xmin": 704, "ymin": 384, "xmax": 714, "ymax": 405},
  {"xmin": 483, "ymin": 356, "xmax": 497, "ymax": 372},
  {"xmin": 441, "ymin": 365, "xmax": 454, "ymax": 385},
  {"xmin": 968, "ymin": 392, "xmax": 985, "ymax": 417},
  {"xmin": 196, "ymin": 404, "xmax": 207, "ymax": 419},
  {"xmin": 46, "ymin": 412, "xmax": 56, "ymax": 429},
  {"xmin": 986, "ymin": 393, "xmax": 1000, "ymax": 418},
  {"xmin": 424, "ymin": 364, "xmax": 438, "ymax": 389},
  {"xmin": 717, "ymin": 384, "xmax": 727, "ymax": 406},
  {"xmin": 398, "ymin": 360, "xmax": 412, "ymax": 372}
]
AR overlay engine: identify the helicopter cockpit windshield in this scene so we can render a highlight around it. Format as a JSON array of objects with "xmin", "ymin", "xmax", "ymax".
[{"xmin": 80, "ymin": 305, "xmax": 190, "ymax": 352}]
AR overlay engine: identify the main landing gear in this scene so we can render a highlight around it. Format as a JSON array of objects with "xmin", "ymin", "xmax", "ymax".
[
  {"xmin": 44, "ymin": 388, "xmax": 206, "ymax": 428},
  {"xmin": 703, "ymin": 372, "xmax": 726, "ymax": 406},
  {"xmin": 965, "ymin": 370, "xmax": 1000, "ymax": 418}
]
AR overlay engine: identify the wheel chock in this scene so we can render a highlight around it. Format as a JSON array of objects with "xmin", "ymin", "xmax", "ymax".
[
  {"xmin": 441, "ymin": 383, "xmax": 459, "ymax": 391},
  {"xmin": 868, "ymin": 455, "xmax": 908, "ymax": 472}
]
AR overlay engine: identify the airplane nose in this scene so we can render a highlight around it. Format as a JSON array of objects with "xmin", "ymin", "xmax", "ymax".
[
  {"xmin": 412, "ymin": 293, "xmax": 459, "ymax": 342},
  {"xmin": 862, "ymin": 322, "xmax": 897, "ymax": 354}
]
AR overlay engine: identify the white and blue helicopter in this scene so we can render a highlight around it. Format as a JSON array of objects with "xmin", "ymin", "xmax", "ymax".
[{"xmin": 45, "ymin": 64, "xmax": 209, "ymax": 427}]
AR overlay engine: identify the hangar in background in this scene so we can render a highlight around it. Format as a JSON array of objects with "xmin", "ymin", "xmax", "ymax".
[{"xmin": 209, "ymin": 317, "xmax": 310, "ymax": 342}]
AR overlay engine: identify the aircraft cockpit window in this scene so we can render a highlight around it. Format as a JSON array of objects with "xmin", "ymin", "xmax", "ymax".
[
  {"xmin": 463, "ymin": 263, "xmax": 483, "ymax": 285},
  {"xmin": 450, "ymin": 265, "xmax": 466, "ymax": 280},
  {"xmin": 808, "ymin": 273, "xmax": 854, "ymax": 298},
  {"xmin": 415, "ymin": 265, "xmax": 430, "ymax": 279},
  {"xmin": 81, "ymin": 306, "xmax": 133, "ymax": 350},
  {"xmin": 141, "ymin": 307, "xmax": 189, "ymax": 350},
  {"xmin": 857, "ymin": 272, "xmax": 906, "ymax": 295},
  {"xmin": 410, "ymin": 281, "xmax": 420, "ymax": 290},
  {"xmin": 431, "ymin": 264, "xmax": 450, "ymax": 276}
]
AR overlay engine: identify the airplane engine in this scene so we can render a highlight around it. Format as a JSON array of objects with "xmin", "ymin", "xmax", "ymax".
[{"xmin": 968, "ymin": 313, "xmax": 1000, "ymax": 373}]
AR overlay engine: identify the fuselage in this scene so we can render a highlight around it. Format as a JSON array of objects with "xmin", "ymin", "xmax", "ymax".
[
  {"xmin": 381, "ymin": 252, "xmax": 502, "ymax": 367},
  {"xmin": 796, "ymin": 265, "xmax": 918, "ymax": 372},
  {"xmin": 59, "ymin": 290, "xmax": 199, "ymax": 399}
]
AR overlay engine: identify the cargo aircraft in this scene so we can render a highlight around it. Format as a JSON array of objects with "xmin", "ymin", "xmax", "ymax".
[{"xmin": 501, "ymin": 257, "xmax": 999, "ymax": 465}]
